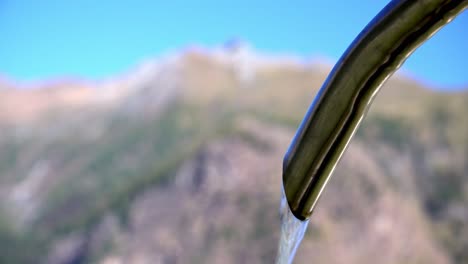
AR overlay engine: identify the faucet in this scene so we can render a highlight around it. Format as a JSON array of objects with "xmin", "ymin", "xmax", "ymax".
[{"xmin": 283, "ymin": 0, "xmax": 468, "ymax": 221}]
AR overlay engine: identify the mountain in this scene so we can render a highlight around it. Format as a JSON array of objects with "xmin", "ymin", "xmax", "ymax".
[{"xmin": 0, "ymin": 44, "xmax": 467, "ymax": 264}]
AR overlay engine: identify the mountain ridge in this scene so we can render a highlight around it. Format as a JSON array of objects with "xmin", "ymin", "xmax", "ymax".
[{"xmin": 0, "ymin": 45, "xmax": 467, "ymax": 263}]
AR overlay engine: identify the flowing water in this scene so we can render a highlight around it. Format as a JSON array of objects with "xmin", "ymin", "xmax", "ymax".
[{"xmin": 275, "ymin": 189, "xmax": 310, "ymax": 264}]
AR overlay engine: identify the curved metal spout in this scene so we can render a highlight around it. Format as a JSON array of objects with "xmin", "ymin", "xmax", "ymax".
[{"xmin": 283, "ymin": 0, "xmax": 468, "ymax": 221}]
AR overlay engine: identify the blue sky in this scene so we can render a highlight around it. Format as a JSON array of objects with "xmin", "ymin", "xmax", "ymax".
[{"xmin": 0, "ymin": 0, "xmax": 467, "ymax": 89}]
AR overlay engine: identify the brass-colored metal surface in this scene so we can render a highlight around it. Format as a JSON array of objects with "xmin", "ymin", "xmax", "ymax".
[{"xmin": 283, "ymin": 0, "xmax": 468, "ymax": 220}]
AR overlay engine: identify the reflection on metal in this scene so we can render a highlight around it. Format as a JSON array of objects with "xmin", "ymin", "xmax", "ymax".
[{"xmin": 283, "ymin": 0, "xmax": 468, "ymax": 221}]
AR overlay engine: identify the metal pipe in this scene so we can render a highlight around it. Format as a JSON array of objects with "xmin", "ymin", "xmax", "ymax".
[{"xmin": 283, "ymin": 0, "xmax": 468, "ymax": 221}]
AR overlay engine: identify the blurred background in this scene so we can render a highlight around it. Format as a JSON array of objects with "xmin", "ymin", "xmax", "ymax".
[{"xmin": 0, "ymin": 1, "xmax": 467, "ymax": 263}]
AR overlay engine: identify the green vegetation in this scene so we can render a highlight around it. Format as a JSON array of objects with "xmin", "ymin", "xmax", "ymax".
[
  {"xmin": 357, "ymin": 115, "xmax": 412, "ymax": 149},
  {"xmin": 0, "ymin": 214, "xmax": 46, "ymax": 264},
  {"xmin": 34, "ymin": 103, "xmax": 212, "ymax": 235}
]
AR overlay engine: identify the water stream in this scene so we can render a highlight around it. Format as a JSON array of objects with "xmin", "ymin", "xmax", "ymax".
[{"xmin": 275, "ymin": 189, "xmax": 310, "ymax": 264}]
